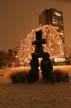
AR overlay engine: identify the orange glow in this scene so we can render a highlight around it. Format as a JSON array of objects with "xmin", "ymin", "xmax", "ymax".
[{"xmin": 17, "ymin": 25, "xmax": 65, "ymax": 66}]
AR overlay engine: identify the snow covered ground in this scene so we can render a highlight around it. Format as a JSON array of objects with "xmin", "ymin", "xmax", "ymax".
[{"xmin": 0, "ymin": 65, "xmax": 71, "ymax": 108}]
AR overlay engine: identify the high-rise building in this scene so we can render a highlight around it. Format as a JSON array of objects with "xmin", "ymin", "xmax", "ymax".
[{"xmin": 39, "ymin": 8, "xmax": 65, "ymax": 43}]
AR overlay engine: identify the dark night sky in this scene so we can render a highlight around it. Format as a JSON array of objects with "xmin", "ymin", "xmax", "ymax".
[{"xmin": 0, "ymin": 0, "xmax": 71, "ymax": 55}]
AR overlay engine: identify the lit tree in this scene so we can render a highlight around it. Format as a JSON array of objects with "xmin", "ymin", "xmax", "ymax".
[{"xmin": 17, "ymin": 25, "xmax": 65, "ymax": 66}]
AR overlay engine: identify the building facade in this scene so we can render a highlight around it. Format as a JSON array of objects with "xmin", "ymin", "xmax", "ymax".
[
  {"xmin": 39, "ymin": 8, "xmax": 67, "ymax": 64},
  {"xmin": 39, "ymin": 8, "xmax": 65, "ymax": 43}
]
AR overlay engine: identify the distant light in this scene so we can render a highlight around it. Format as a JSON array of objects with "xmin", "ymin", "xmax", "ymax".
[
  {"xmin": 52, "ymin": 21, "xmax": 56, "ymax": 24},
  {"xmin": 54, "ymin": 12, "xmax": 62, "ymax": 17},
  {"xmin": 54, "ymin": 57, "xmax": 66, "ymax": 63},
  {"xmin": 59, "ymin": 32, "xmax": 64, "ymax": 36},
  {"xmin": 15, "ymin": 55, "xmax": 18, "ymax": 58}
]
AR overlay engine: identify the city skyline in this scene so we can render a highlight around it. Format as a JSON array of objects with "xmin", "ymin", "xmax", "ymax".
[{"xmin": 0, "ymin": 0, "xmax": 71, "ymax": 56}]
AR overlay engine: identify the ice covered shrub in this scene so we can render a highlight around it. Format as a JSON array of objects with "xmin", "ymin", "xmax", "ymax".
[
  {"xmin": 52, "ymin": 69, "xmax": 69, "ymax": 82},
  {"xmin": 9, "ymin": 70, "xmax": 28, "ymax": 83}
]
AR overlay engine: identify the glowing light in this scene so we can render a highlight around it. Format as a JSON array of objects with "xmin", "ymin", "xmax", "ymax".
[
  {"xmin": 54, "ymin": 12, "xmax": 62, "ymax": 17},
  {"xmin": 59, "ymin": 32, "xmax": 64, "ymax": 36},
  {"xmin": 54, "ymin": 57, "xmax": 66, "ymax": 63},
  {"xmin": 17, "ymin": 25, "xmax": 65, "ymax": 66}
]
